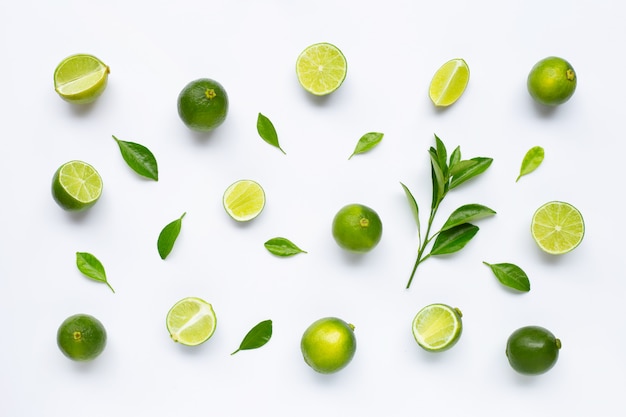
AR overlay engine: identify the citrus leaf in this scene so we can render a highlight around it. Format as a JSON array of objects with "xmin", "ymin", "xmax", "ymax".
[
  {"xmin": 449, "ymin": 145, "xmax": 461, "ymax": 170},
  {"xmin": 517, "ymin": 146, "xmax": 545, "ymax": 182},
  {"xmin": 257, "ymin": 113, "xmax": 285, "ymax": 154},
  {"xmin": 400, "ymin": 182, "xmax": 420, "ymax": 234},
  {"xmin": 429, "ymin": 150, "xmax": 446, "ymax": 205},
  {"xmin": 450, "ymin": 157, "xmax": 492, "ymax": 190},
  {"xmin": 434, "ymin": 134, "xmax": 448, "ymax": 176},
  {"xmin": 231, "ymin": 319, "xmax": 273, "ymax": 355},
  {"xmin": 264, "ymin": 237, "xmax": 307, "ymax": 257},
  {"xmin": 112, "ymin": 135, "xmax": 158, "ymax": 181},
  {"xmin": 76, "ymin": 252, "xmax": 114, "ymax": 293},
  {"xmin": 441, "ymin": 204, "xmax": 496, "ymax": 231},
  {"xmin": 157, "ymin": 212, "xmax": 186, "ymax": 260},
  {"xmin": 348, "ymin": 132, "xmax": 383, "ymax": 159},
  {"xmin": 483, "ymin": 261, "xmax": 531, "ymax": 292},
  {"xmin": 430, "ymin": 223, "xmax": 479, "ymax": 256}
]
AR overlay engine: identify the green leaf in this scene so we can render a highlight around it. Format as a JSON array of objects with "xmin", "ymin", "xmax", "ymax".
[
  {"xmin": 434, "ymin": 134, "xmax": 448, "ymax": 176},
  {"xmin": 76, "ymin": 252, "xmax": 114, "ymax": 293},
  {"xmin": 257, "ymin": 113, "xmax": 285, "ymax": 154},
  {"xmin": 449, "ymin": 159, "xmax": 477, "ymax": 177},
  {"xmin": 231, "ymin": 319, "xmax": 273, "ymax": 355},
  {"xmin": 400, "ymin": 182, "xmax": 420, "ymax": 234},
  {"xmin": 348, "ymin": 132, "xmax": 384, "ymax": 159},
  {"xmin": 450, "ymin": 157, "xmax": 493, "ymax": 190},
  {"xmin": 430, "ymin": 223, "xmax": 479, "ymax": 256},
  {"xmin": 157, "ymin": 212, "xmax": 186, "ymax": 260},
  {"xmin": 441, "ymin": 204, "xmax": 496, "ymax": 231},
  {"xmin": 429, "ymin": 150, "xmax": 446, "ymax": 205},
  {"xmin": 483, "ymin": 262, "xmax": 531, "ymax": 292},
  {"xmin": 516, "ymin": 146, "xmax": 545, "ymax": 182},
  {"xmin": 449, "ymin": 146, "xmax": 461, "ymax": 170},
  {"xmin": 112, "ymin": 135, "xmax": 158, "ymax": 181},
  {"xmin": 264, "ymin": 237, "xmax": 307, "ymax": 257}
]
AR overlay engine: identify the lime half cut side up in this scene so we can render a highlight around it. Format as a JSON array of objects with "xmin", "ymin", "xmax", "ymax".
[
  {"xmin": 52, "ymin": 160, "xmax": 103, "ymax": 211},
  {"xmin": 296, "ymin": 43, "xmax": 347, "ymax": 96},
  {"xmin": 223, "ymin": 179, "xmax": 265, "ymax": 222},
  {"xmin": 531, "ymin": 201, "xmax": 584, "ymax": 255},
  {"xmin": 53, "ymin": 54, "xmax": 110, "ymax": 104},
  {"xmin": 412, "ymin": 303, "xmax": 463, "ymax": 352},
  {"xmin": 429, "ymin": 58, "xmax": 470, "ymax": 107},
  {"xmin": 166, "ymin": 297, "xmax": 217, "ymax": 346}
]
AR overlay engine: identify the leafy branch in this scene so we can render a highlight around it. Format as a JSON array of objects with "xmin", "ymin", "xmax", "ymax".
[{"xmin": 402, "ymin": 134, "xmax": 495, "ymax": 289}]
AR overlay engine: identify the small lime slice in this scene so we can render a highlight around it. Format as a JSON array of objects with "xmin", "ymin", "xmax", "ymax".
[
  {"xmin": 412, "ymin": 303, "xmax": 463, "ymax": 352},
  {"xmin": 223, "ymin": 179, "xmax": 265, "ymax": 222},
  {"xmin": 52, "ymin": 160, "xmax": 103, "ymax": 211},
  {"xmin": 531, "ymin": 201, "xmax": 584, "ymax": 255},
  {"xmin": 428, "ymin": 58, "xmax": 470, "ymax": 107},
  {"xmin": 54, "ymin": 54, "xmax": 110, "ymax": 104},
  {"xmin": 166, "ymin": 297, "xmax": 217, "ymax": 346},
  {"xmin": 296, "ymin": 43, "xmax": 347, "ymax": 96}
]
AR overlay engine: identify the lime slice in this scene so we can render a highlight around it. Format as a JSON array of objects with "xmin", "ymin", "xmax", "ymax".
[
  {"xmin": 166, "ymin": 297, "xmax": 217, "ymax": 346},
  {"xmin": 428, "ymin": 58, "xmax": 470, "ymax": 107},
  {"xmin": 296, "ymin": 43, "xmax": 347, "ymax": 96},
  {"xmin": 531, "ymin": 201, "xmax": 584, "ymax": 255},
  {"xmin": 52, "ymin": 160, "xmax": 103, "ymax": 211},
  {"xmin": 223, "ymin": 179, "xmax": 265, "ymax": 222},
  {"xmin": 412, "ymin": 303, "xmax": 463, "ymax": 352},
  {"xmin": 54, "ymin": 54, "xmax": 110, "ymax": 104}
]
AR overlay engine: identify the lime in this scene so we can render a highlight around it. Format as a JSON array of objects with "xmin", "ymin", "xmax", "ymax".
[
  {"xmin": 506, "ymin": 325, "xmax": 561, "ymax": 375},
  {"xmin": 296, "ymin": 43, "xmax": 347, "ymax": 96},
  {"xmin": 332, "ymin": 203, "xmax": 382, "ymax": 253},
  {"xmin": 428, "ymin": 58, "xmax": 470, "ymax": 107},
  {"xmin": 300, "ymin": 317, "xmax": 356, "ymax": 374},
  {"xmin": 223, "ymin": 179, "xmax": 265, "ymax": 222},
  {"xmin": 177, "ymin": 78, "xmax": 229, "ymax": 132},
  {"xmin": 531, "ymin": 201, "xmax": 584, "ymax": 255},
  {"xmin": 51, "ymin": 160, "xmax": 103, "ymax": 211},
  {"xmin": 57, "ymin": 314, "xmax": 107, "ymax": 361},
  {"xmin": 166, "ymin": 297, "xmax": 217, "ymax": 346},
  {"xmin": 412, "ymin": 303, "xmax": 463, "ymax": 352},
  {"xmin": 527, "ymin": 56, "xmax": 577, "ymax": 106},
  {"xmin": 53, "ymin": 54, "xmax": 109, "ymax": 104}
]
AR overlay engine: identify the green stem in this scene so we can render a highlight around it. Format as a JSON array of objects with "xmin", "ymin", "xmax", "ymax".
[
  {"xmin": 406, "ymin": 199, "xmax": 442, "ymax": 289},
  {"xmin": 106, "ymin": 281, "xmax": 115, "ymax": 294}
]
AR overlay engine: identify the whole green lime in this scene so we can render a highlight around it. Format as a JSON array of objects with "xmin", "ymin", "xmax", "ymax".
[
  {"xmin": 301, "ymin": 317, "xmax": 356, "ymax": 374},
  {"xmin": 177, "ymin": 78, "xmax": 229, "ymax": 132},
  {"xmin": 57, "ymin": 314, "xmax": 107, "ymax": 361},
  {"xmin": 506, "ymin": 325, "xmax": 561, "ymax": 375},
  {"xmin": 332, "ymin": 203, "xmax": 382, "ymax": 252},
  {"xmin": 527, "ymin": 56, "xmax": 577, "ymax": 106}
]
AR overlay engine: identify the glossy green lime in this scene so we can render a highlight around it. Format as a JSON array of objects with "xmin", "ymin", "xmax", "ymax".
[
  {"xmin": 57, "ymin": 314, "xmax": 107, "ymax": 361},
  {"xmin": 332, "ymin": 203, "xmax": 382, "ymax": 253},
  {"xmin": 177, "ymin": 78, "xmax": 229, "ymax": 132},
  {"xmin": 506, "ymin": 325, "xmax": 561, "ymax": 375},
  {"xmin": 301, "ymin": 317, "xmax": 356, "ymax": 374}
]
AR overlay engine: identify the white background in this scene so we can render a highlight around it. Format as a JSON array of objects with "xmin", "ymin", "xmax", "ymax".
[{"xmin": 1, "ymin": 0, "xmax": 624, "ymax": 416}]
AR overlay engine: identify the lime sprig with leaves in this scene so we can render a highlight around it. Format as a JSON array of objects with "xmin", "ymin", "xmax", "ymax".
[{"xmin": 401, "ymin": 134, "xmax": 495, "ymax": 289}]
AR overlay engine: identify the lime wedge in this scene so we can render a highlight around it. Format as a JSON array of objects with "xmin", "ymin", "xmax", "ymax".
[
  {"xmin": 428, "ymin": 58, "xmax": 470, "ymax": 107},
  {"xmin": 223, "ymin": 179, "xmax": 265, "ymax": 222},
  {"xmin": 296, "ymin": 43, "xmax": 347, "ymax": 96},
  {"xmin": 54, "ymin": 54, "xmax": 110, "ymax": 104},
  {"xmin": 166, "ymin": 297, "xmax": 217, "ymax": 346},
  {"xmin": 52, "ymin": 160, "xmax": 103, "ymax": 211},
  {"xmin": 412, "ymin": 303, "xmax": 463, "ymax": 352},
  {"xmin": 531, "ymin": 201, "xmax": 584, "ymax": 255}
]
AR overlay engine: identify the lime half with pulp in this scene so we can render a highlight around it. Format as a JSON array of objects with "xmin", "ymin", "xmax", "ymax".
[
  {"xmin": 54, "ymin": 54, "xmax": 109, "ymax": 104},
  {"xmin": 296, "ymin": 43, "xmax": 347, "ymax": 96},
  {"xmin": 52, "ymin": 160, "xmax": 103, "ymax": 211},
  {"xmin": 531, "ymin": 201, "xmax": 584, "ymax": 255},
  {"xmin": 166, "ymin": 297, "xmax": 217, "ymax": 346},
  {"xmin": 412, "ymin": 303, "xmax": 463, "ymax": 352},
  {"xmin": 223, "ymin": 179, "xmax": 265, "ymax": 222}
]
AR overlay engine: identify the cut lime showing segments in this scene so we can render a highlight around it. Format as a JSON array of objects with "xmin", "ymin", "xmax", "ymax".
[
  {"xmin": 52, "ymin": 160, "xmax": 103, "ymax": 211},
  {"xmin": 531, "ymin": 201, "xmax": 584, "ymax": 255},
  {"xmin": 429, "ymin": 58, "xmax": 470, "ymax": 107},
  {"xmin": 412, "ymin": 303, "xmax": 463, "ymax": 352},
  {"xmin": 54, "ymin": 54, "xmax": 109, "ymax": 104},
  {"xmin": 223, "ymin": 179, "xmax": 265, "ymax": 222},
  {"xmin": 296, "ymin": 43, "xmax": 347, "ymax": 96},
  {"xmin": 166, "ymin": 297, "xmax": 217, "ymax": 346}
]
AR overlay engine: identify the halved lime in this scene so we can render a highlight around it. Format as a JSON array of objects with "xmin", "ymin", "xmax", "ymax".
[
  {"xmin": 412, "ymin": 303, "xmax": 463, "ymax": 352},
  {"xmin": 428, "ymin": 58, "xmax": 470, "ymax": 107},
  {"xmin": 52, "ymin": 160, "xmax": 103, "ymax": 211},
  {"xmin": 296, "ymin": 43, "xmax": 347, "ymax": 96},
  {"xmin": 53, "ymin": 54, "xmax": 110, "ymax": 104},
  {"xmin": 223, "ymin": 179, "xmax": 265, "ymax": 222},
  {"xmin": 166, "ymin": 297, "xmax": 217, "ymax": 346},
  {"xmin": 531, "ymin": 201, "xmax": 584, "ymax": 255}
]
